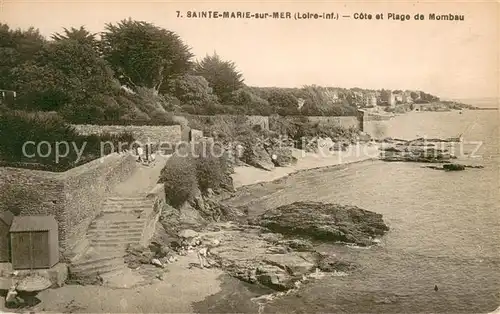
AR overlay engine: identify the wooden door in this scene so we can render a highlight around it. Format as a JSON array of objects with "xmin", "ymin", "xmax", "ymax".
[
  {"xmin": 31, "ymin": 232, "xmax": 49, "ymax": 268},
  {"xmin": 0, "ymin": 229, "xmax": 9, "ymax": 262},
  {"xmin": 11, "ymin": 232, "xmax": 31, "ymax": 269}
]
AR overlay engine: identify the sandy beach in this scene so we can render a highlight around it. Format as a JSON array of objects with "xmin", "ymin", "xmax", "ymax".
[
  {"xmin": 4, "ymin": 253, "xmax": 225, "ymax": 313},
  {"xmin": 232, "ymin": 143, "xmax": 380, "ymax": 188}
]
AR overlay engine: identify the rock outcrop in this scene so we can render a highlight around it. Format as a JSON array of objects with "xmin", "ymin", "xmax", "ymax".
[
  {"xmin": 242, "ymin": 143, "xmax": 275, "ymax": 171},
  {"xmin": 252, "ymin": 201, "xmax": 389, "ymax": 246},
  {"xmin": 425, "ymin": 163, "xmax": 484, "ymax": 171},
  {"xmin": 267, "ymin": 147, "xmax": 297, "ymax": 167},
  {"xmin": 204, "ymin": 223, "xmax": 357, "ymax": 292},
  {"xmin": 379, "ymin": 138, "xmax": 457, "ymax": 163}
]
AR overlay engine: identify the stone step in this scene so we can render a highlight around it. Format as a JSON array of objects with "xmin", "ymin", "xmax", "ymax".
[
  {"xmin": 106, "ymin": 197, "xmax": 150, "ymax": 202},
  {"xmin": 71, "ymin": 253, "xmax": 125, "ymax": 268},
  {"xmin": 90, "ymin": 220, "xmax": 145, "ymax": 226},
  {"xmin": 88, "ymin": 230, "xmax": 143, "ymax": 237},
  {"xmin": 91, "ymin": 241, "xmax": 140, "ymax": 248},
  {"xmin": 89, "ymin": 220, "xmax": 145, "ymax": 228},
  {"xmin": 103, "ymin": 202, "xmax": 151, "ymax": 208},
  {"xmin": 103, "ymin": 203, "xmax": 152, "ymax": 209},
  {"xmin": 101, "ymin": 208, "xmax": 146, "ymax": 215},
  {"xmin": 71, "ymin": 256, "xmax": 125, "ymax": 273},
  {"xmin": 92, "ymin": 213, "xmax": 146, "ymax": 222},
  {"xmin": 88, "ymin": 225, "xmax": 144, "ymax": 233},
  {"xmin": 70, "ymin": 262, "xmax": 126, "ymax": 277},
  {"xmin": 95, "ymin": 212, "xmax": 146, "ymax": 219},
  {"xmin": 91, "ymin": 236, "xmax": 142, "ymax": 243}
]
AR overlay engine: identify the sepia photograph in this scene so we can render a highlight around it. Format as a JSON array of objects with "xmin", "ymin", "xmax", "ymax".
[{"xmin": 0, "ymin": 0, "xmax": 498, "ymax": 313}]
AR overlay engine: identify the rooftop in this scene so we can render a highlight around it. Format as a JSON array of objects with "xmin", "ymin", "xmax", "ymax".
[{"xmin": 10, "ymin": 215, "xmax": 58, "ymax": 232}]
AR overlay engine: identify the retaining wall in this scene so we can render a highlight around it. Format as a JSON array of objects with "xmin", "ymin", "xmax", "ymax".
[
  {"xmin": 71, "ymin": 124, "xmax": 183, "ymax": 144},
  {"xmin": 0, "ymin": 153, "xmax": 137, "ymax": 260}
]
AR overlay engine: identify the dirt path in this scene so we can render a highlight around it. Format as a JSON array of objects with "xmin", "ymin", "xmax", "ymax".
[{"xmin": 112, "ymin": 155, "xmax": 169, "ymax": 197}]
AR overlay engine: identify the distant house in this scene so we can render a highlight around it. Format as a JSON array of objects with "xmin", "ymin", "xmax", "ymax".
[
  {"xmin": 402, "ymin": 92, "xmax": 414, "ymax": 104},
  {"xmin": 365, "ymin": 94, "xmax": 377, "ymax": 107},
  {"xmin": 394, "ymin": 94, "xmax": 403, "ymax": 103},
  {"xmin": 389, "ymin": 93, "xmax": 397, "ymax": 107},
  {"xmin": 324, "ymin": 89, "xmax": 341, "ymax": 103}
]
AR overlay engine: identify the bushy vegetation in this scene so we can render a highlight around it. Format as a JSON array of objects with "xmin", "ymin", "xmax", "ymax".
[
  {"xmin": 158, "ymin": 142, "xmax": 233, "ymax": 208},
  {"xmin": 268, "ymin": 115, "xmax": 358, "ymax": 143},
  {"xmin": 158, "ymin": 149, "xmax": 198, "ymax": 208},
  {"xmin": 185, "ymin": 114, "xmax": 263, "ymax": 142},
  {"xmin": 0, "ymin": 110, "xmax": 135, "ymax": 171},
  {"xmin": 1, "ymin": 20, "xmax": 424, "ymax": 120}
]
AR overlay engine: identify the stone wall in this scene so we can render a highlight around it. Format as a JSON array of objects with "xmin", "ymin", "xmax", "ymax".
[
  {"xmin": 71, "ymin": 124, "xmax": 183, "ymax": 144},
  {"xmin": 142, "ymin": 184, "xmax": 165, "ymax": 246},
  {"xmin": 305, "ymin": 116, "xmax": 361, "ymax": 129},
  {"xmin": 0, "ymin": 168, "xmax": 65, "ymax": 232},
  {"xmin": 245, "ymin": 115, "xmax": 269, "ymax": 131},
  {"xmin": 180, "ymin": 115, "xmax": 270, "ymax": 131},
  {"xmin": 0, "ymin": 153, "xmax": 137, "ymax": 260},
  {"xmin": 62, "ymin": 153, "xmax": 137, "ymax": 257}
]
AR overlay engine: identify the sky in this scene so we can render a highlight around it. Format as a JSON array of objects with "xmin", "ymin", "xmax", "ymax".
[{"xmin": 1, "ymin": 0, "xmax": 498, "ymax": 103}]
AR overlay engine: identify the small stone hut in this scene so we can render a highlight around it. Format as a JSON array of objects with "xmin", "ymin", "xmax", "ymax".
[{"xmin": 10, "ymin": 216, "xmax": 59, "ymax": 270}]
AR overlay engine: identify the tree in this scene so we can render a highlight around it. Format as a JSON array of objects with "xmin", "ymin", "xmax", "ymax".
[
  {"xmin": 12, "ymin": 39, "xmax": 118, "ymax": 117},
  {"xmin": 168, "ymin": 74, "xmax": 219, "ymax": 109},
  {"xmin": 380, "ymin": 89, "xmax": 391, "ymax": 102},
  {"xmin": 228, "ymin": 88, "xmax": 271, "ymax": 115},
  {"xmin": 51, "ymin": 26, "xmax": 99, "ymax": 52},
  {"xmin": 266, "ymin": 88, "xmax": 298, "ymax": 111},
  {"xmin": 0, "ymin": 24, "xmax": 45, "ymax": 91},
  {"xmin": 193, "ymin": 52, "xmax": 244, "ymax": 103},
  {"xmin": 101, "ymin": 19, "xmax": 193, "ymax": 94}
]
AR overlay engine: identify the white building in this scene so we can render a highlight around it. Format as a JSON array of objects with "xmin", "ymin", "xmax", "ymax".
[{"xmin": 389, "ymin": 93, "xmax": 396, "ymax": 107}]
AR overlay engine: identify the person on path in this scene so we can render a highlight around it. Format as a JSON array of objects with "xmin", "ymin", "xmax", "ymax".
[{"xmin": 137, "ymin": 146, "xmax": 144, "ymax": 162}]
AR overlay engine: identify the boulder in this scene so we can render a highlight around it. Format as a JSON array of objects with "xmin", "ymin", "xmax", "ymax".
[
  {"xmin": 125, "ymin": 244, "xmax": 155, "ymax": 267},
  {"xmin": 265, "ymin": 246, "xmax": 289, "ymax": 254},
  {"xmin": 148, "ymin": 241, "xmax": 171, "ymax": 258},
  {"xmin": 267, "ymin": 147, "xmax": 297, "ymax": 167},
  {"xmin": 358, "ymin": 132, "xmax": 372, "ymax": 142},
  {"xmin": 178, "ymin": 229, "xmax": 199, "ymax": 239},
  {"xmin": 242, "ymin": 144, "xmax": 275, "ymax": 171},
  {"xmin": 263, "ymin": 253, "xmax": 316, "ymax": 277},
  {"xmin": 443, "ymin": 163, "xmax": 466, "ymax": 171},
  {"xmin": 317, "ymin": 255, "xmax": 357, "ymax": 273},
  {"xmin": 253, "ymin": 201, "xmax": 389, "ymax": 246},
  {"xmin": 277, "ymin": 239, "xmax": 314, "ymax": 252},
  {"xmin": 255, "ymin": 264, "xmax": 295, "ymax": 291},
  {"xmin": 260, "ymin": 232, "xmax": 284, "ymax": 243}
]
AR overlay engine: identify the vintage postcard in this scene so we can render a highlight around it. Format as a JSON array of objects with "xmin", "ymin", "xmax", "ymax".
[{"xmin": 0, "ymin": 0, "xmax": 498, "ymax": 313}]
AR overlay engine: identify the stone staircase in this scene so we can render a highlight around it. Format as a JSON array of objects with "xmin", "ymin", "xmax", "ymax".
[{"xmin": 69, "ymin": 197, "xmax": 155, "ymax": 282}]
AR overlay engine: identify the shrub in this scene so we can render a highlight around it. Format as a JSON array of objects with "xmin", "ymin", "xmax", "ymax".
[
  {"xmin": 193, "ymin": 142, "xmax": 232, "ymax": 192},
  {"xmin": 0, "ymin": 109, "xmax": 136, "ymax": 171},
  {"xmin": 159, "ymin": 148, "xmax": 198, "ymax": 208},
  {"xmin": 159, "ymin": 141, "xmax": 233, "ymax": 208}
]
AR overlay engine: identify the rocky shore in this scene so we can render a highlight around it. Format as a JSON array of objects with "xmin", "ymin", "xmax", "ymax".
[{"xmin": 156, "ymin": 200, "xmax": 389, "ymax": 294}]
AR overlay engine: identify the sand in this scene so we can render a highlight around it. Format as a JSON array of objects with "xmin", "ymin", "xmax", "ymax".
[
  {"xmin": 232, "ymin": 143, "xmax": 380, "ymax": 188},
  {"xmin": 1, "ymin": 252, "xmax": 224, "ymax": 313}
]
